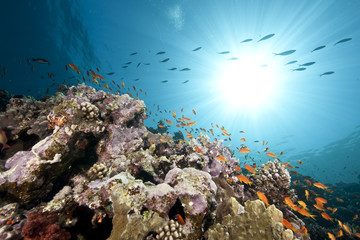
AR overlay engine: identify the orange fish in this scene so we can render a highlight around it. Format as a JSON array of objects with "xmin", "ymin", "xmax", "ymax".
[
  {"xmin": 172, "ymin": 110, "xmax": 176, "ymax": 119},
  {"xmin": 235, "ymin": 166, "xmax": 241, "ymax": 172},
  {"xmin": 244, "ymin": 164, "xmax": 256, "ymax": 174},
  {"xmin": 158, "ymin": 124, "xmax": 165, "ymax": 128},
  {"xmin": 266, "ymin": 152, "xmax": 277, "ymax": 158},
  {"xmin": 179, "ymin": 117, "xmax": 191, "ymax": 121},
  {"xmin": 96, "ymin": 67, "xmax": 100, "ymax": 73},
  {"xmin": 186, "ymin": 122, "xmax": 197, "ymax": 127},
  {"xmin": 133, "ymin": 86, "xmax": 136, "ymax": 91},
  {"xmin": 297, "ymin": 201, "xmax": 307, "ymax": 209},
  {"xmin": 279, "ymin": 152, "xmax": 284, "ymax": 155},
  {"xmin": 353, "ymin": 214, "xmax": 358, "ymax": 221},
  {"xmin": 0, "ymin": 129, "xmax": 10, "ymax": 152},
  {"xmin": 297, "ymin": 160, "xmax": 303, "ymax": 164},
  {"xmin": 166, "ymin": 120, "xmax": 173, "ymax": 124},
  {"xmin": 284, "ymin": 197, "xmax": 296, "ymax": 209},
  {"xmin": 236, "ymin": 175, "xmax": 252, "ymax": 185},
  {"xmin": 313, "ymin": 204, "xmax": 325, "ymax": 211},
  {"xmin": 336, "ymin": 229, "xmax": 343, "ymax": 238},
  {"xmin": 240, "ymin": 138, "xmax": 246, "ymax": 142},
  {"xmin": 321, "ymin": 212, "xmax": 333, "ymax": 221},
  {"xmin": 210, "ymin": 129, "xmax": 214, "ymax": 136},
  {"xmin": 222, "ymin": 132, "xmax": 231, "ymax": 136},
  {"xmin": 305, "ymin": 180, "xmax": 312, "ymax": 186},
  {"xmin": 315, "ymin": 197, "xmax": 327, "ymax": 204},
  {"xmin": 216, "ymin": 156, "xmax": 227, "ymax": 162},
  {"xmin": 68, "ymin": 63, "xmax": 80, "ymax": 74},
  {"xmin": 239, "ymin": 148, "xmax": 250, "ymax": 153},
  {"xmin": 192, "ymin": 109, "xmax": 196, "ymax": 115},
  {"xmin": 342, "ymin": 223, "xmax": 352, "ymax": 235},
  {"xmin": 96, "ymin": 74, "xmax": 105, "ymax": 80},
  {"xmin": 180, "ymin": 123, "xmax": 186, "ymax": 126},
  {"xmin": 282, "ymin": 218, "xmax": 298, "ymax": 233},
  {"xmin": 160, "ymin": 138, "xmax": 166, "ymax": 143},
  {"xmin": 354, "ymin": 233, "xmax": 360, "ymax": 238},
  {"xmin": 176, "ymin": 124, "xmax": 181, "ymax": 128},
  {"xmin": 327, "ymin": 232, "xmax": 336, "ymax": 240},
  {"xmin": 313, "ymin": 182, "xmax": 328, "ymax": 189},
  {"xmin": 305, "ymin": 190, "xmax": 309, "ymax": 201},
  {"xmin": 300, "ymin": 226, "xmax": 308, "ymax": 235},
  {"xmin": 185, "ymin": 134, "xmax": 193, "ymax": 139},
  {"xmin": 336, "ymin": 197, "xmax": 344, "ymax": 202},
  {"xmin": 257, "ymin": 191, "xmax": 270, "ymax": 207},
  {"xmin": 264, "ymin": 147, "xmax": 269, "ymax": 152},
  {"xmin": 338, "ymin": 220, "xmax": 343, "ymax": 228},
  {"xmin": 297, "ymin": 208, "xmax": 316, "ymax": 220},
  {"xmin": 194, "ymin": 147, "xmax": 202, "ymax": 153}
]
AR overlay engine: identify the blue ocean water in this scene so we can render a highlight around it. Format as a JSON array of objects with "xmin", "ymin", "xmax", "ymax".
[{"xmin": 1, "ymin": 0, "xmax": 359, "ymax": 188}]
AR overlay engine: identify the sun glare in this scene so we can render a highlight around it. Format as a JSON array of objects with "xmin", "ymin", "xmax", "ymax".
[{"xmin": 217, "ymin": 57, "xmax": 278, "ymax": 110}]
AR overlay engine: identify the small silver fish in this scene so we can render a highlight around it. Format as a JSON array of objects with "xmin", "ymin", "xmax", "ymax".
[
  {"xmin": 311, "ymin": 45, "xmax": 326, "ymax": 52},
  {"xmin": 160, "ymin": 58, "xmax": 170, "ymax": 62},
  {"xmin": 161, "ymin": 80, "xmax": 168, "ymax": 83},
  {"xmin": 180, "ymin": 68, "xmax": 191, "ymax": 71},
  {"xmin": 228, "ymin": 57, "xmax": 238, "ymax": 60},
  {"xmin": 192, "ymin": 47, "xmax": 202, "ymax": 51},
  {"xmin": 156, "ymin": 51, "xmax": 166, "ymax": 55},
  {"xmin": 273, "ymin": 50, "xmax": 296, "ymax": 56},
  {"xmin": 320, "ymin": 71, "xmax": 334, "ymax": 76},
  {"xmin": 217, "ymin": 51, "xmax": 230, "ymax": 54},
  {"xmin": 292, "ymin": 67, "xmax": 306, "ymax": 71},
  {"xmin": 240, "ymin": 39, "xmax": 253, "ymax": 43},
  {"xmin": 334, "ymin": 38, "xmax": 352, "ymax": 46},
  {"xmin": 285, "ymin": 60, "xmax": 297, "ymax": 65},
  {"xmin": 168, "ymin": 68, "xmax": 177, "ymax": 71},
  {"xmin": 182, "ymin": 80, "xmax": 189, "ymax": 84},
  {"xmin": 299, "ymin": 62, "xmax": 315, "ymax": 67},
  {"xmin": 32, "ymin": 58, "xmax": 50, "ymax": 65},
  {"xmin": 258, "ymin": 33, "xmax": 275, "ymax": 42}
]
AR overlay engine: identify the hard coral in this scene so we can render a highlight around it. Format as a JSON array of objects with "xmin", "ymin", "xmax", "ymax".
[
  {"xmin": 206, "ymin": 199, "xmax": 293, "ymax": 240},
  {"xmin": 247, "ymin": 159, "xmax": 295, "ymax": 206},
  {"xmin": 155, "ymin": 219, "xmax": 186, "ymax": 240}
]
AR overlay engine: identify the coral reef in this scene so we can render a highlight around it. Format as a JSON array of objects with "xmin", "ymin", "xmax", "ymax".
[
  {"xmin": 247, "ymin": 159, "xmax": 296, "ymax": 206},
  {"xmin": 0, "ymin": 84, "xmax": 309, "ymax": 239},
  {"xmin": 206, "ymin": 199, "xmax": 293, "ymax": 240}
]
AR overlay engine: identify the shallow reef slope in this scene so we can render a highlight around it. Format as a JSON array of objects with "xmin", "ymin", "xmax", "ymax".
[{"xmin": 0, "ymin": 84, "xmax": 308, "ymax": 240}]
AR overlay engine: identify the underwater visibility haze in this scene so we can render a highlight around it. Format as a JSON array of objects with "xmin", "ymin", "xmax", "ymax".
[{"xmin": 1, "ymin": 0, "xmax": 360, "ymax": 239}]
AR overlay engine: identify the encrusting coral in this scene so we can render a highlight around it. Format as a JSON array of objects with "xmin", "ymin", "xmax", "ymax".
[{"xmin": 0, "ymin": 84, "xmax": 308, "ymax": 240}]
